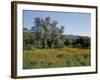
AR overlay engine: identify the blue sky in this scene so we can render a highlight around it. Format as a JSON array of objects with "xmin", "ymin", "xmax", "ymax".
[{"xmin": 23, "ymin": 10, "xmax": 91, "ymax": 36}]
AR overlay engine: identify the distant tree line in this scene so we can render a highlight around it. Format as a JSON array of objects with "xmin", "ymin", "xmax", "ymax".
[
  {"xmin": 64, "ymin": 36, "xmax": 90, "ymax": 48},
  {"xmin": 23, "ymin": 17, "xmax": 90, "ymax": 50}
]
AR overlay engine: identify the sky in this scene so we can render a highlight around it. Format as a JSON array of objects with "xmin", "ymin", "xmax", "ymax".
[{"xmin": 23, "ymin": 10, "xmax": 91, "ymax": 37}]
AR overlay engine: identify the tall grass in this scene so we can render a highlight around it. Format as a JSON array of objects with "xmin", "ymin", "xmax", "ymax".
[{"xmin": 23, "ymin": 48, "xmax": 90, "ymax": 69}]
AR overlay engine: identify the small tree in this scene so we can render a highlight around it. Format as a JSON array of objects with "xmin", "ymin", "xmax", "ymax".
[
  {"xmin": 72, "ymin": 36, "xmax": 90, "ymax": 48},
  {"xmin": 64, "ymin": 39, "xmax": 71, "ymax": 46}
]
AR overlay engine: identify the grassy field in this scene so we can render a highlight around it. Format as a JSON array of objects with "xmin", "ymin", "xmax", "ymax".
[{"xmin": 23, "ymin": 47, "xmax": 91, "ymax": 69}]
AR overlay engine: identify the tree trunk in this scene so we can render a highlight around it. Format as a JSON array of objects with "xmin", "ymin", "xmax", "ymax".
[{"xmin": 42, "ymin": 38, "xmax": 45, "ymax": 48}]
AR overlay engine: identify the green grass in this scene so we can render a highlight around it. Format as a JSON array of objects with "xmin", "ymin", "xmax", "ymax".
[{"xmin": 23, "ymin": 48, "xmax": 91, "ymax": 69}]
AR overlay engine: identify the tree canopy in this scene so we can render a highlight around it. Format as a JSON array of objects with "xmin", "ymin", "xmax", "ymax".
[{"xmin": 23, "ymin": 17, "xmax": 90, "ymax": 50}]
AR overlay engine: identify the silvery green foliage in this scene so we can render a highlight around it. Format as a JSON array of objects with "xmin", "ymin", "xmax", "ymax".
[{"xmin": 32, "ymin": 17, "xmax": 64, "ymax": 49}]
